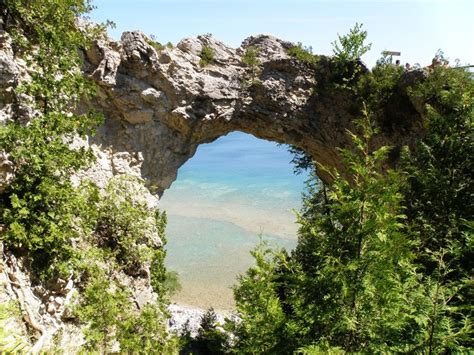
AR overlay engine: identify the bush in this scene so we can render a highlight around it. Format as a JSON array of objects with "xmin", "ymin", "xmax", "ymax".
[
  {"xmin": 164, "ymin": 271, "xmax": 182, "ymax": 296},
  {"xmin": 332, "ymin": 22, "xmax": 371, "ymax": 61},
  {"xmin": 199, "ymin": 45, "xmax": 215, "ymax": 67},
  {"xmin": 287, "ymin": 42, "xmax": 317, "ymax": 65},
  {"xmin": 231, "ymin": 98, "xmax": 473, "ymax": 352},
  {"xmin": 242, "ymin": 45, "xmax": 260, "ymax": 68},
  {"xmin": 0, "ymin": 0, "xmax": 104, "ymax": 280},
  {"xmin": 146, "ymin": 35, "xmax": 173, "ymax": 52},
  {"xmin": 75, "ymin": 270, "xmax": 178, "ymax": 354},
  {"xmin": 0, "ymin": 301, "xmax": 28, "ymax": 353},
  {"xmin": 118, "ymin": 304, "xmax": 179, "ymax": 354},
  {"xmin": 94, "ymin": 176, "xmax": 164, "ymax": 276}
]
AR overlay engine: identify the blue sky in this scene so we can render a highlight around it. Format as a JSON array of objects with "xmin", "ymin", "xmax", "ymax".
[{"xmin": 90, "ymin": 0, "xmax": 473, "ymax": 68}]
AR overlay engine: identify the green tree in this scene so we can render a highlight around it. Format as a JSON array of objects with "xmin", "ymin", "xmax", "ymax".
[
  {"xmin": 118, "ymin": 304, "xmax": 179, "ymax": 354},
  {"xmin": 332, "ymin": 22, "xmax": 371, "ymax": 61},
  {"xmin": 289, "ymin": 107, "xmax": 421, "ymax": 352},
  {"xmin": 75, "ymin": 272, "xmax": 131, "ymax": 352},
  {"xmin": 181, "ymin": 308, "xmax": 228, "ymax": 354},
  {"xmin": 230, "ymin": 103, "xmax": 472, "ymax": 352},
  {"xmin": 403, "ymin": 64, "xmax": 474, "ymax": 352},
  {"xmin": 0, "ymin": 3, "xmax": 178, "ymax": 352},
  {"xmin": 230, "ymin": 243, "xmax": 291, "ymax": 354},
  {"xmin": 0, "ymin": 0, "xmax": 104, "ymax": 279}
]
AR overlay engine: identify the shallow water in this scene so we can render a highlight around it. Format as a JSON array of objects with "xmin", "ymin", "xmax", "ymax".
[{"xmin": 159, "ymin": 132, "xmax": 308, "ymax": 310}]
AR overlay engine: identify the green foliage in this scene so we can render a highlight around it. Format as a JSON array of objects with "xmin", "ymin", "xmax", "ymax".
[
  {"xmin": 297, "ymin": 342, "xmax": 344, "ymax": 354},
  {"xmin": 402, "ymin": 65, "xmax": 474, "ymax": 351},
  {"xmin": 230, "ymin": 242, "xmax": 293, "ymax": 353},
  {"xmin": 93, "ymin": 176, "xmax": 162, "ymax": 276},
  {"xmin": 405, "ymin": 66, "xmax": 473, "ymax": 265},
  {"xmin": 181, "ymin": 308, "xmax": 228, "ymax": 354},
  {"xmin": 0, "ymin": 2, "xmax": 181, "ymax": 353},
  {"xmin": 75, "ymin": 269, "xmax": 178, "ymax": 354},
  {"xmin": 164, "ymin": 270, "xmax": 182, "ymax": 296},
  {"xmin": 0, "ymin": 300, "xmax": 28, "ymax": 353},
  {"xmin": 286, "ymin": 145, "xmax": 314, "ymax": 174},
  {"xmin": 118, "ymin": 304, "xmax": 179, "ymax": 354},
  {"xmin": 352, "ymin": 54, "xmax": 405, "ymax": 116},
  {"xmin": 146, "ymin": 34, "xmax": 172, "ymax": 52},
  {"xmin": 288, "ymin": 24, "xmax": 401, "ymax": 170},
  {"xmin": 231, "ymin": 99, "xmax": 472, "ymax": 352},
  {"xmin": 75, "ymin": 272, "xmax": 131, "ymax": 351},
  {"xmin": 240, "ymin": 45, "xmax": 262, "ymax": 87},
  {"xmin": 71, "ymin": 177, "xmax": 176, "ymax": 352},
  {"xmin": 242, "ymin": 45, "xmax": 260, "ymax": 68},
  {"xmin": 147, "ymin": 37, "xmax": 165, "ymax": 51},
  {"xmin": 149, "ymin": 209, "xmax": 173, "ymax": 301},
  {"xmin": 325, "ymin": 24, "xmax": 370, "ymax": 92},
  {"xmin": 2, "ymin": 0, "xmax": 101, "ymax": 113},
  {"xmin": 287, "ymin": 42, "xmax": 317, "ymax": 65},
  {"xmin": 332, "ymin": 22, "xmax": 371, "ymax": 61},
  {"xmin": 199, "ymin": 45, "xmax": 215, "ymax": 67},
  {"xmin": 0, "ymin": 0, "xmax": 105, "ymax": 280},
  {"xmin": 288, "ymin": 110, "xmax": 422, "ymax": 352}
]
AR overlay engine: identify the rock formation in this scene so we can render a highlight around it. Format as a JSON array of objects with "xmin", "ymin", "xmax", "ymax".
[
  {"xmin": 0, "ymin": 27, "xmax": 427, "ymax": 351},
  {"xmin": 83, "ymin": 31, "xmax": 425, "ymax": 195}
]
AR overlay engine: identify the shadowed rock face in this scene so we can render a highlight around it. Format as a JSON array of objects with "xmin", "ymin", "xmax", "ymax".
[{"xmin": 84, "ymin": 31, "xmax": 425, "ymax": 195}]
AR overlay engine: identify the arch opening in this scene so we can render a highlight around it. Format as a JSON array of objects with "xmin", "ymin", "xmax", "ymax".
[{"xmin": 159, "ymin": 132, "xmax": 308, "ymax": 310}]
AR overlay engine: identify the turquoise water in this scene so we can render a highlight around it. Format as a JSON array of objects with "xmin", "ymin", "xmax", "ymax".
[{"xmin": 159, "ymin": 132, "xmax": 308, "ymax": 309}]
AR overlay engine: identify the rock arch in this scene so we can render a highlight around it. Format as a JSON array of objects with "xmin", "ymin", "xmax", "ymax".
[{"xmin": 84, "ymin": 32, "xmax": 424, "ymax": 195}]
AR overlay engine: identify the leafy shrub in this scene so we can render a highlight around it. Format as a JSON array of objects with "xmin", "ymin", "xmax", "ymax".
[
  {"xmin": 199, "ymin": 45, "xmax": 215, "ymax": 67},
  {"xmin": 401, "ymin": 66, "xmax": 474, "ymax": 351},
  {"xmin": 231, "ymin": 99, "xmax": 473, "ymax": 352},
  {"xmin": 93, "ymin": 176, "xmax": 164, "ymax": 276},
  {"xmin": 0, "ymin": 0, "xmax": 104, "ymax": 280},
  {"xmin": 358, "ymin": 61, "xmax": 404, "ymax": 108},
  {"xmin": 118, "ymin": 304, "xmax": 179, "ymax": 354},
  {"xmin": 75, "ymin": 270, "xmax": 178, "ymax": 354},
  {"xmin": 0, "ymin": 2, "xmax": 179, "ymax": 353},
  {"xmin": 75, "ymin": 273, "xmax": 131, "ymax": 352},
  {"xmin": 242, "ymin": 45, "xmax": 260, "ymax": 68},
  {"xmin": 332, "ymin": 22, "xmax": 372, "ymax": 61},
  {"xmin": 230, "ymin": 243, "xmax": 290, "ymax": 353},
  {"xmin": 146, "ymin": 37, "xmax": 165, "ymax": 52},
  {"xmin": 287, "ymin": 42, "xmax": 318, "ymax": 65},
  {"xmin": 146, "ymin": 35, "xmax": 173, "ymax": 52}
]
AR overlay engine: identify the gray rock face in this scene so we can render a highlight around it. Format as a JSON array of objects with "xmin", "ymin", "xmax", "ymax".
[{"xmin": 84, "ymin": 31, "xmax": 424, "ymax": 195}]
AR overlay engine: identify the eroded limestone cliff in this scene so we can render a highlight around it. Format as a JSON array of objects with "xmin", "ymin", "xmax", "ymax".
[{"xmin": 83, "ymin": 31, "xmax": 425, "ymax": 195}]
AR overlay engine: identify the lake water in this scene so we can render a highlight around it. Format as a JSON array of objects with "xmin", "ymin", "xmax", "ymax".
[{"xmin": 159, "ymin": 132, "xmax": 308, "ymax": 310}]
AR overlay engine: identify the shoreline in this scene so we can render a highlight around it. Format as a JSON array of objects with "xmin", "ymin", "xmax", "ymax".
[{"xmin": 167, "ymin": 303, "xmax": 236, "ymax": 336}]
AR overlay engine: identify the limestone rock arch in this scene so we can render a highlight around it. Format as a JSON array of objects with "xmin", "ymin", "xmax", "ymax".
[{"xmin": 84, "ymin": 31, "xmax": 424, "ymax": 195}]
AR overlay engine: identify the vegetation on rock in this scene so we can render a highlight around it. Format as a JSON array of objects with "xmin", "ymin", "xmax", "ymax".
[
  {"xmin": 199, "ymin": 44, "xmax": 215, "ymax": 67},
  {"xmin": 224, "ymin": 25, "xmax": 473, "ymax": 354},
  {"xmin": 0, "ymin": 2, "xmax": 471, "ymax": 352},
  {"xmin": 0, "ymin": 1, "xmax": 177, "ymax": 352}
]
